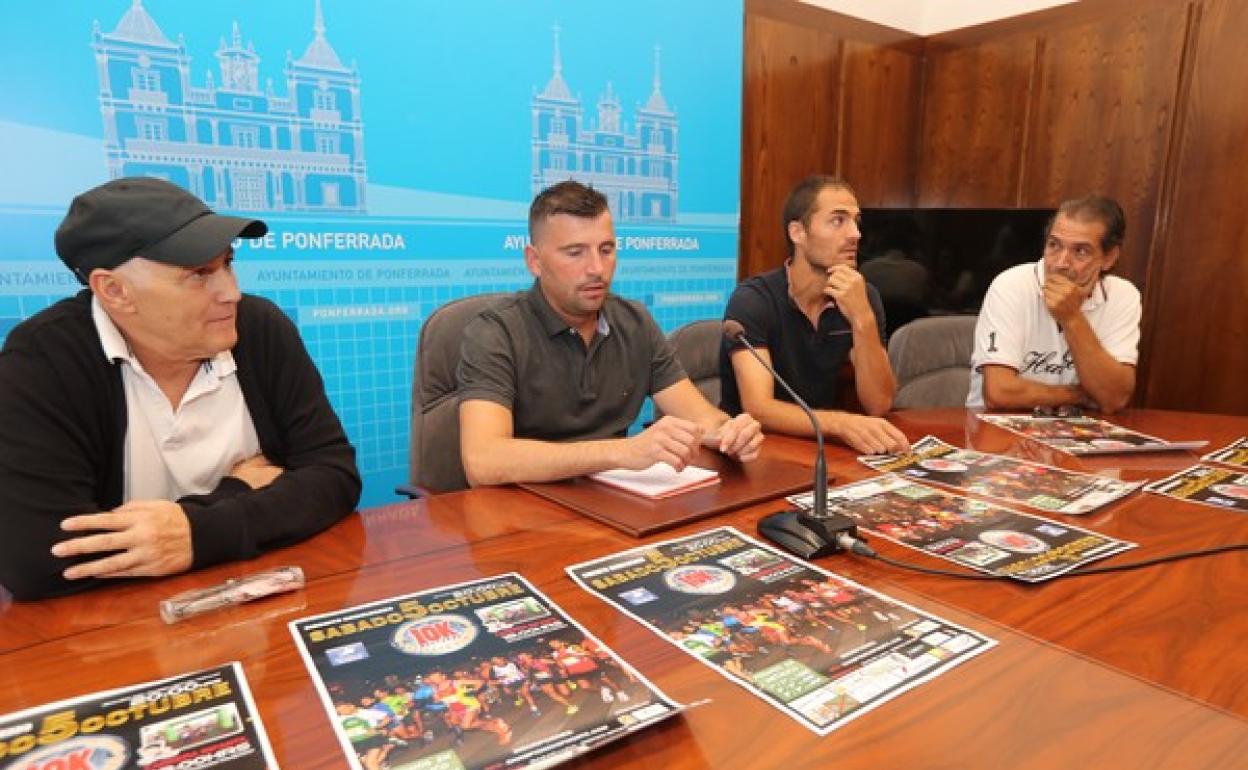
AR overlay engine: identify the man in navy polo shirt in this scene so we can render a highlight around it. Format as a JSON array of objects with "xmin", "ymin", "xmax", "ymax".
[{"xmin": 720, "ymin": 176, "xmax": 908, "ymax": 455}]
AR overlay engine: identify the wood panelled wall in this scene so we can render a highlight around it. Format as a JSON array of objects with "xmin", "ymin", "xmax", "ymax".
[
  {"xmin": 918, "ymin": 2, "xmax": 1190, "ymax": 292},
  {"xmin": 741, "ymin": 0, "xmax": 1248, "ymax": 415},
  {"xmin": 1138, "ymin": 0, "xmax": 1248, "ymax": 415},
  {"xmin": 740, "ymin": 1, "xmax": 922, "ymax": 279}
]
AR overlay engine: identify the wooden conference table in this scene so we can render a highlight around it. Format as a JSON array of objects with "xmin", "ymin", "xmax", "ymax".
[{"xmin": 1, "ymin": 409, "xmax": 1246, "ymax": 769}]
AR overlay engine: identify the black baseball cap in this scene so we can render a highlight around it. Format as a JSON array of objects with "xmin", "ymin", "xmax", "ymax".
[{"xmin": 54, "ymin": 177, "xmax": 268, "ymax": 284}]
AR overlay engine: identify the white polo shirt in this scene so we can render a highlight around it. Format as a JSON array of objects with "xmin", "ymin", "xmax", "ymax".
[
  {"xmin": 966, "ymin": 260, "xmax": 1141, "ymax": 407},
  {"xmin": 92, "ymin": 298, "xmax": 261, "ymax": 502}
]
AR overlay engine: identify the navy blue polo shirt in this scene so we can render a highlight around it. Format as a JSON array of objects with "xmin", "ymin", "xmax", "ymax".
[{"xmin": 719, "ymin": 265, "xmax": 886, "ymax": 414}]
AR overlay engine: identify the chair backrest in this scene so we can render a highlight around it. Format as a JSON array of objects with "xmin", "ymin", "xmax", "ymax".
[
  {"xmin": 666, "ymin": 319, "xmax": 723, "ymax": 410},
  {"xmin": 409, "ymin": 293, "xmax": 509, "ymax": 492},
  {"xmin": 888, "ymin": 315, "xmax": 978, "ymax": 409}
]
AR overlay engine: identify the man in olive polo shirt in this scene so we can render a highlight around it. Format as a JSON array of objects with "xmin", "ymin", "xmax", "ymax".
[{"xmin": 457, "ymin": 181, "xmax": 763, "ymax": 486}]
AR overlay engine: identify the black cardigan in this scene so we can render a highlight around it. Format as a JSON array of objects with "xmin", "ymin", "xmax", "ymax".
[{"xmin": 0, "ymin": 290, "xmax": 361, "ymax": 600}]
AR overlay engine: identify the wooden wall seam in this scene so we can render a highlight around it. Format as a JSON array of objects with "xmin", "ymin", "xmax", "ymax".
[
  {"xmin": 834, "ymin": 38, "xmax": 847, "ymax": 176},
  {"xmin": 911, "ymin": 45, "xmax": 929, "ymax": 205},
  {"xmin": 1138, "ymin": 0, "xmax": 1201, "ymax": 406},
  {"xmin": 1014, "ymin": 37, "xmax": 1045, "ymax": 207}
]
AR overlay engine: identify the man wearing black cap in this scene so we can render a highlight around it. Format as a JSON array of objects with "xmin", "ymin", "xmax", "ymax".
[{"xmin": 0, "ymin": 177, "xmax": 360, "ymax": 601}]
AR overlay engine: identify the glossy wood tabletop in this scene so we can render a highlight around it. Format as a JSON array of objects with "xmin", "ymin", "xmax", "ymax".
[
  {"xmin": 760, "ymin": 408, "xmax": 1248, "ymax": 719},
  {"xmin": 1, "ymin": 409, "xmax": 1245, "ymax": 769}
]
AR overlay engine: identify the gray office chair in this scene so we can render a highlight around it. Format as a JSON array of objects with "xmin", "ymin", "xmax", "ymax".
[
  {"xmin": 888, "ymin": 315, "xmax": 978, "ymax": 409},
  {"xmin": 402, "ymin": 292, "xmax": 508, "ymax": 496},
  {"xmin": 660, "ymin": 320, "xmax": 724, "ymax": 416}
]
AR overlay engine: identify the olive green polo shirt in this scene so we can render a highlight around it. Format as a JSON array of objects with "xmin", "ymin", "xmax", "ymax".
[{"xmin": 457, "ymin": 282, "xmax": 686, "ymax": 441}]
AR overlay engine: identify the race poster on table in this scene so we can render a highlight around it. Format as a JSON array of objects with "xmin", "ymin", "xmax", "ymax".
[
  {"xmin": 0, "ymin": 662, "xmax": 277, "ymax": 770},
  {"xmin": 788, "ymin": 476, "xmax": 1136, "ymax": 581},
  {"xmin": 978, "ymin": 415, "xmax": 1207, "ymax": 455},
  {"xmin": 566, "ymin": 527, "xmax": 995, "ymax": 736},
  {"xmin": 1144, "ymin": 465, "xmax": 1248, "ymax": 513},
  {"xmin": 1202, "ymin": 437, "xmax": 1248, "ymax": 469},
  {"xmin": 289, "ymin": 574, "xmax": 681, "ymax": 770},
  {"xmin": 859, "ymin": 435, "xmax": 1140, "ymax": 514}
]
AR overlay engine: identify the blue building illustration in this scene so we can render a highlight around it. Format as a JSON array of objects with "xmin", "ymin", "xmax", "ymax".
[
  {"xmin": 92, "ymin": 0, "xmax": 366, "ymax": 213},
  {"xmin": 531, "ymin": 26, "xmax": 679, "ymax": 222}
]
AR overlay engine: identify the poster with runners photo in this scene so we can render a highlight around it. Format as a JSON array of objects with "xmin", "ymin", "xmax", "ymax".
[
  {"xmin": 1145, "ymin": 464, "xmax": 1248, "ymax": 513},
  {"xmin": 1202, "ymin": 437, "xmax": 1248, "ymax": 469},
  {"xmin": 567, "ymin": 527, "xmax": 995, "ymax": 735},
  {"xmin": 290, "ymin": 574, "xmax": 681, "ymax": 770},
  {"xmin": 978, "ymin": 415, "xmax": 1206, "ymax": 455},
  {"xmin": 858, "ymin": 435, "xmax": 1140, "ymax": 514},
  {"xmin": 788, "ymin": 476, "xmax": 1136, "ymax": 581},
  {"xmin": 0, "ymin": 662, "xmax": 276, "ymax": 770}
]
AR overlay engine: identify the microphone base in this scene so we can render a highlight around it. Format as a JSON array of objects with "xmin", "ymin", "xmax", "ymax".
[
  {"xmin": 757, "ymin": 509, "xmax": 841, "ymax": 560},
  {"xmin": 798, "ymin": 511, "xmax": 862, "ymax": 546}
]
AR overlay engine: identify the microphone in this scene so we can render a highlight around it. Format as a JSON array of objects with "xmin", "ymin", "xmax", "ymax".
[{"xmin": 723, "ymin": 320, "xmax": 854, "ymax": 558}]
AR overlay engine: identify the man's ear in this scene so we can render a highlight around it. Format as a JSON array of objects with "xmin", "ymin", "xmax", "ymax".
[
  {"xmin": 89, "ymin": 269, "xmax": 133, "ymax": 312},
  {"xmin": 1101, "ymin": 244, "xmax": 1122, "ymax": 274},
  {"xmin": 787, "ymin": 220, "xmax": 806, "ymax": 250},
  {"xmin": 523, "ymin": 244, "xmax": 542, "ymax": 279}
]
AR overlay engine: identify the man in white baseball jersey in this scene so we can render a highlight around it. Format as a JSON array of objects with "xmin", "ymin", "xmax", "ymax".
[{"xmin": 967, "ymin": 195, "xmax": 1140, "ymax": 414}]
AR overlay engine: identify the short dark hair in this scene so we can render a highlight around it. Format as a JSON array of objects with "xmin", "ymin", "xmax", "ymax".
[
  {"xmin": 1049, "ymin": 195, "xmax": 1126, "ymax": 251},
  {"xmin": 782, "ymin": 175, "xmax": 857, "ymax": 253},
  {"xmin": 528, "ymin": 180, "xmax": 609, "ymax": 240}
]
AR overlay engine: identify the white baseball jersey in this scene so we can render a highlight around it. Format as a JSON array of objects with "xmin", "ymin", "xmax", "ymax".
[{"xmin": 966, "ymin": 260, "xmax": 1141, "ymax": 407}]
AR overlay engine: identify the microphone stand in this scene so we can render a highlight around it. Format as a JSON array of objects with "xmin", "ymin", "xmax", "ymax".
[
  {"xmin": 727, "ymin": 333, "xmax": 828, "ymax": 520},
  {"xmin": 725, "ymin": 325, "xmax": 851, "ymax": 557}
]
